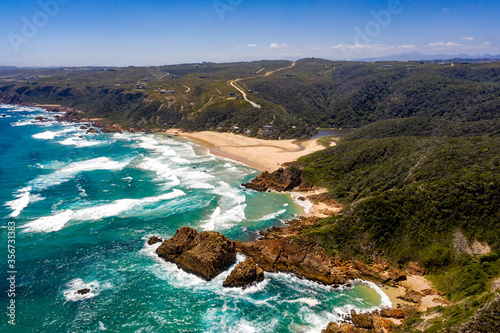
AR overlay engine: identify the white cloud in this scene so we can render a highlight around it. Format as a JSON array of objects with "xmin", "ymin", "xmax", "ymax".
[
  {"xmin": 268, "ymin": 43, "xmax": 295, "ymax": 50},
  {"xmin": 484, "ymin": 41, "xmax": 491, "ymax": 46},
  {"xmin": 426, "ymin": 41, "xmax": 462, "ymax": 48},
  {"xmin": 461, "ymin": 36, "xmax": 474, "ymax": 41},
  {"xmin": 397, "ymin": 45, "xmax": 417, "ymax": 49},
  {"xmin": 247, "ymin": 44, "xmax": 257, "ymax": 47},
  {"xmin": 426, "ymin": 42, "xmax": 445, "ymax": 47}
]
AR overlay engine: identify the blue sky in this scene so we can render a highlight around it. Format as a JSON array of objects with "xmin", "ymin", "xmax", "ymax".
[{"xmin": 0, "ymin": 0, "xmax": 499, "ymax": 66}]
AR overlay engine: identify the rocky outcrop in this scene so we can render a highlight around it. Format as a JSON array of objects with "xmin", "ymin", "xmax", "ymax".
[
  {"xmin": 86, "ymin": 127, "xmax": 98, "ymax": 134},
  {"xmin": 379, "ymin": 308, "xmax": 407, "ymax": 319},
  {"xmin": 406, "ymin": 261, "xmax": 426, "ymax": 275},
  {"xmin": 156, "ymin": 227, "xmax": 236, "ymax": 281},
  {"xmin": 236, "ymin": 238, "xmax": 349, "ymax": 285},
  {"xmin": 76, "ymin": 288, "xmax": 90, "ymax": 295},
  {"xmin": 322, "ymin": 322, "xmax": 356, "ymax": 333},
  {"xmin": 398, "ymin": 289, "xmax": 422, "ymax": 303},
  {"xmin": 223, "ymin": 257, "xmax": 264, "ymax": 288},
  {"xmin": 322, "ymin": 310, "xmax": 401, "ymax": 333},
  {"xmin": 352, "ymin": 260, "xmax": 406, "ymax": 285},
  {"xmin": 148, "ymin": 236, "xmax": 163, "ymax": 245},
  {"xmin": 243, "ymin": 166, "xmax": 302, "ymax": 192},
  {"xmin": 350, "ymin": 311, "xmax": 374, "ymax": 329}
]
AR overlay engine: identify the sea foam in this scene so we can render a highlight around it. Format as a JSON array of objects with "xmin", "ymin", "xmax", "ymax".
[
  {"xmin": 62, "ymin": 278, "xmax": 111, "ymax": 302},
  {"xmin": 23, "ymin": 189, "xmax": 185, "ymax": 233},
  {"xmin": 30, "ymin": 157, "xmax": 130, "ymax": 190}
]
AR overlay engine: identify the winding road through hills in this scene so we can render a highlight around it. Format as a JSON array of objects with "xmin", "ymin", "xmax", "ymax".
[{"xmin": 228, "ymin": 61, "xmax": 296, "ymax": 108}]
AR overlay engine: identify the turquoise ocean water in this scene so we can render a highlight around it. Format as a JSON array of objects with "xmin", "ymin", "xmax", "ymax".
[{"xmin": 0, "ymin": 104, "xmax": 390, "ymax": 332}]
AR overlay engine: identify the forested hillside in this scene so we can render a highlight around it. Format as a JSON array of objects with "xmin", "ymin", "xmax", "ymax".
[{"xmin": 1, "ymin": 59, "xmax": 500, "ymax": 139}]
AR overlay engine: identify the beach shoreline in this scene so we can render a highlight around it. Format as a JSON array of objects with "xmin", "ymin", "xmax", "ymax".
[
  {"xmin": 163, "ymin": 130, "xmax": 343, "ymax": 218},
  {"xmin": 163, "ymin": 129, "xmax": 330, "ymax": 172}
]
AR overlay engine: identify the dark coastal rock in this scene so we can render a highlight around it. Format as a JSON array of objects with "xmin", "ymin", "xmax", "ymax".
[
  {"xmin": 407, "ymin": 261, "xmax": 426, "ymax": 276},
  {"xmin": 398, "ymin": 289, "xmax": 422, "ymax": 303},
  {"xmin": 388, "ymin": 268, "xmax": 407, "ymax": 282},
  {"xmin": 380, "ymin": 308, "xmax": 407, "ymax": 319},
  {"xmin": 236, "ymin": 238, "xmax": 348, "ymax": 285},
  {"xmin": 80, "ymin": 125, "xmax": 88, "ymax": 130},
  {"xmin": 100, "ymin": 124, "xmax": 123, "ymax": 133},
  {"xmin": 321, "ymin": 322, "xmax": 356, "ymax": 333},
  {"xmin": 86, "ymin": 127, "xmax": 98, "ymax": 134},
  {"xmin": 223, "ymin": 257, "xmax": 264, "ymax": 288},
  {"xmin": 34, "ymin": 116, "xmax": 47, "ymax": 122},
  {"xmin": 243, "ymin": 166, "xmax": 302, "ymax": 192},
  {"xmin": 148, "ymin": 236, "xmax": 163, "ymax": 245},
  {"xmin": 156, "ymin": 227, "xmax": 236, "ymax": 281},
  {"xmin": 350, "ymin": 311, "xmax": 373, "ymax": 329},
  {"xmin": 76, "ymin": 288, "xmax": 90, "ymax": 295},
  {"xmin": 323, "ymin": 310, "xmax": 398, "ymax": 333}
]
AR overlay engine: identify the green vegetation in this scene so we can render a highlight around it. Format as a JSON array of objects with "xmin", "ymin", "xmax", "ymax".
[
  {"xmin": 316, "ymin": 135, "xmax": 338, "ymax": 147},
  {"xmin": 292, "ymin": 127, "xmax": 499, "ymax": 331},
  {"xmin": 2, "ymin": 58, "xmax": 500, "ymax": 139},
  {"xmin": 397, "ymin": 292, "xmax": 500, "ymax": 332},
  {"xmin": 297, "ymin": 135, "xmax": 499, "ymax": 263}
]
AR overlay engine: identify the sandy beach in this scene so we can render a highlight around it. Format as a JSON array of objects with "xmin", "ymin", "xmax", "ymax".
[
  {"xmin": 163, "ymin": 130, "xmax": 341, "ymax": 218},
  {"xmin": 165, "ymin": 130, "xmax": 329, "ymax": 172}
]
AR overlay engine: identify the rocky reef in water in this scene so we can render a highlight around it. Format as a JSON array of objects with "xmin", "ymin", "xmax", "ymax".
[
  {"xmin": 154, "ymin": 227, "xmax": 236, "ymax": 281},
  {"xmin": 223, "ymin": 257, "xmax": 264, "ymax": 288}
]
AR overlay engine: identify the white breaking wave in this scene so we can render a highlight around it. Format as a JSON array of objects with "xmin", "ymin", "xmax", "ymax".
[
  {"xmin": 257, "ymin": 209, "xmax": 287, "ymax": 221},
  {"xmin": 350, "ymin": 279, "xmax": 392, "ymax": 309},
  {"xmin": 32, "ymin": 128, "xmax": 75, "ymax": 140},
  {"xmin": 62, "ymin": 278, "xmax": 112, "ymax": 302},
  {"xmin": 284, "ymin": 297, "xmax": 320, "ymax": 307},
  {"xmin": 30, "ymin": 157, "xmax": 130, "ymax": 190},
  {"xmin": 137, "ymin": 157, "xmax": 181, "ymax": 187},
  {"xmin": 5, "ymin": 186, "xmax": 45, "ymax": 218},
  {"xmin": 58, "ymin": 137, "xmax": 104, "ymax": 147},
  {"xmin": 23, "ymin": 189, "xmax": 185, "ymax": 233},
  {"xmin": 186, "ymin": 182, "xmax": 216, "ymax": 190},
  {"xmin": 211, "ymin": 181, "xmax": 246, "ymax": 205},
  {"xmin": 5, "ymin": 186, "xmax": 31, "ymax": 217},
  {"xmin": 290, "ymin": 192, "xmax": 314, "ymax": 214},
  {"xmin": 200, "ymin": 204, "xmax": 247, "ymax": 231}
]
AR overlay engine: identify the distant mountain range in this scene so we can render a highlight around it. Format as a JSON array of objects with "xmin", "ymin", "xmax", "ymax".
[{"xmin": 360, "ymin": 52, "xmax": 500, "ymax": 62}]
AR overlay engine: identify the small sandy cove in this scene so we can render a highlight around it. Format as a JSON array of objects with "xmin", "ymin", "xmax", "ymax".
[{"xmin": 164, "ymin": 130, "xmax": 328, "ymax": 172}]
